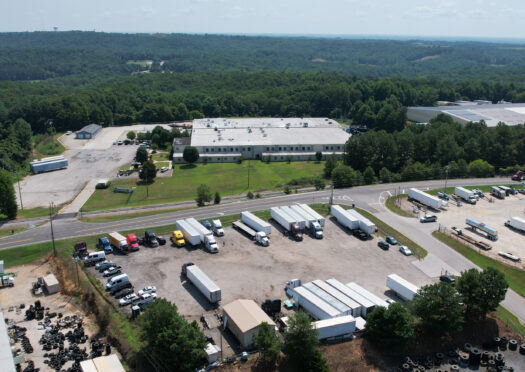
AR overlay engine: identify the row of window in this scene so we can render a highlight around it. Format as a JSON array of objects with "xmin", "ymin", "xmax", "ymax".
[
  {"xmin": 202, "ymin": 145, "xmax": 342, "ymax": 153},
  {"xmin": 205, "ymin": 147, "xmax": 251, "ymax": 153}
]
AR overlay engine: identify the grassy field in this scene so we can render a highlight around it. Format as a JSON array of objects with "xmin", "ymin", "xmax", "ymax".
[
  {"xmin": 79, "ymin": 206, "xmax": 193, "ymax": 223},
  {"xmin": 1, "ymin": 206, "xmax": 54, "ymax": 221},
  {"xmin": 33, "ymin": 133, "xmax": 66, "ymax": 158},
  {"xmin": 82, "ymin": 161, "xmax": 324, "ymax": 212},
  {"xmin": 0, "ymin": 226, "xmax": 27, "ymax": 238},
  {"xmin": 385, "ymin": 194, "xmax": 413, "ymax": 218},
  {"xmin": 356, "ymin": 208, "xmax": 427, "ymax": 259},
  {"xmin": 432, "ymin": 231, "xmax": 525, "ymax": 297}
]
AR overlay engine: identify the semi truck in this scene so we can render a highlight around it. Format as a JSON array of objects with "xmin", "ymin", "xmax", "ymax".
[
  {"xmin": 326, "ymin": 278, "xmax": 375, "ymax": 318},
  {"xmin": 331, "ymin": 205, "xmax": 359, "ymax": 230},
  {"xmin": 212, "ymin": 219, "xmax": 224, "ymax": 236},
  {"xmin": 504, "ymin": 217, "xmax": 525, "ymax": 233},
  {"xmin": 312, "ymin": 280, "xmax": 362, "ymax": 317},
  {"xmin": 30, "ymin": 156, "xmax": 68, "ymax": 174},
  {"xmin": 270, "ymin": 207, "xmax": 303, "ymax": 241},
  {"xmin": 170, "ymin": 230, "xmax": 185, "ymax": 247},
  {"xmin": 96, "ymin": 237, "xmax": 112, "ymax": 253},
  {"xmin": 455, "ymin": 187, "xmax": 477, "ymax": 204},
  {"xmin": 108, "ymin": 232, "xmax": 129, "ymax": 254},
  {"xmin": 512, "ymin": 170, "xmax": 523, "ymax": 181},
  {"xmin": 290, "ymin": 205, "xmax": 323, "ymax": 239},
  {"xmin": 126, "ymin": 234, "xmax": 140, "ymax": 251},
  {"xmin": 297, "ymin": 204, "xmax": 325, "ymax": 227},
  {"xmin": 241, "ymin": 211, "xmax": 272, "ymax": 235},
  {"xmin": 232, "ymin": 221, "xmax": 269, "ymax": 246},
  {"xmin": 175, "ymin": 220, "xmax": 201, "ymax": 247},
  {"xmin": 386, "ymin": 274, "xmax": 419, "ymax": 301},
  {"xmin": 292, "ymin": 286, "xmax": 341, "ymax": 320},
  {"xmin": 144, "ymin": 230, "xmax": 159, "ymax": 247},
  {"xmin": 490, "ymin": 186, "xmax": 506, "ymax": 199},
  {"xmin": 465, "ymin": 218, "xmax": 498, "ymax": 241},
  {"xmin": 408, "ymin": 188, "xmax": 447, "ymax": 209},
  {"xmin": 186, "ymin": 218, "xmax": 219, "ymax": 253},
  {"xmin": 498, "ymin": 185, "xmax": 512, "ymax": 196},
  {"xmin": 313, "ymin": 315, "xmax": 356, "ymax": 340},
  {"xmin": 184, "ymin": 264, "xmax": 221, "ymax": 304}
]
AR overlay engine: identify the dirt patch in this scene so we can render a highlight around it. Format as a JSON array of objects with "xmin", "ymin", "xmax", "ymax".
[
  {"xmin": 416, "ymin": 55, "xmax": 440, "ymax": 61},
  {"xmin": 311, "ymin": 58, "xmax": 327, "ymax": 63}
]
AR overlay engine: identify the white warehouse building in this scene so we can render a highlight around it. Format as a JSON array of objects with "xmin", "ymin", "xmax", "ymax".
[{"xmin": 172, "ymin": 117, "xmax": 351, "ymax": 163}]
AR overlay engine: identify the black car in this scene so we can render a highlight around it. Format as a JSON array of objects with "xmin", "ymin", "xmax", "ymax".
[
  {"xmin": 378, "ymin": 241, "xmax": 389, "ymax": 250},
  {"xmin": 440, "ymin": 275, "xmax": 456, "ymax": 286},
  {"xmin": 114, "ymin": 287, "xmax": 134, "ymax": 299},
  {"xmin": 156, "ymin": 236, "xmax": 166, "ymax": 246}
]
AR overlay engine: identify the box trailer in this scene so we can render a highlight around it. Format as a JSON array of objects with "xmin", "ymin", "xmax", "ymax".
[
  {"xmin": 292, "ymin": 286, "xmax": 341, "ymax": 320},
  {"xmin": 455, "ymin": 187, "xmax": 477, "ymax": 204},
  {"xmin": 108, "ymin": 232, "xmax": 128, "ymax": 253},
  {"xmin": 505, "ymin": 217, "xmax": 525, "ymax": 233},
  {"xmin": 312, "ymin": 280, "xmax": 362, "ymax": 317},
  {"xmin": 408, "ymin": 188, "xmax": 446, "ymax": 209},
  {"xmin": 331, "ymin": 205, "xmax": 359, "ymax": 230},
  {"xmin": 290, "ymin": 205, "xmax": 323, "ymax": 239},
  {"xmin": 346, "ymin": 209, "xmax": 376, "ymax": 235},
  {"xmin": 175, "ymin": 220, "xmax": 201, "ymax": 246},
  {"xmin": 186, "ymin": 218, "xmax": 219, "ymax": 253},
  {"xmin": 270, "ymin": 207, "xmax": 303, "ymax": 240},
  {"xmin": 30, "ymin": 156, "xmax": 68, "ymax": 173},
  {"xmin": 313, "ymin": 315, "xmax": 356, "ymax": 340},
  {"xmin": 186, "ymin": 265, "xmax": 221, "ymax": 304},
  {"xmin": 466, "ymin": 218, "xmax": 498, "ymax": 241},
  {"xmin": 386, "ymin": 274, "xmax": 419, "ymax": 301},
  {"xmin": 490, "ymin": 186, "xmax": 505, "ymax": 199},
  {"xmin": 241, "ymin": 211, "xmax": 272, "ymax": 235},
  {"xmin": 326, "ymin": 279, "xmax": 375, "ymax": 318},
  {"xmin": 346, "ymin": 282, "xmax": 389, "ymax": 308},
  {"xmin": 297, "ymin": 204, "xmax": 325, "ymax": 227},
  {"xmin": 303, "ymin": 282, "xmax": 352, "ymax": 316},
  {"xmin": 280, "ymin": 206, "xmax": 306, "ymax": 230}
]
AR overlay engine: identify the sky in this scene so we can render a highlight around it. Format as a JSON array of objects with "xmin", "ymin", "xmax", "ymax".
[{"xmin": 1, "ymin": 0, "xmax": 524, "ymax": 40}]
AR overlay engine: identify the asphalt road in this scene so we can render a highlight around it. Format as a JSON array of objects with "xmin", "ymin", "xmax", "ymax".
[{"xmin": 1, "ymin": 176, "xmax": 524, "ymax": 322}]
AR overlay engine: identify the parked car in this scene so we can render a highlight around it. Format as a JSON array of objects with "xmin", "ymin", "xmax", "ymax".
[
  {"xmin": 498, "ymin": 251, "xmax": 521, "ymax": 262},
  {"xmin": 437, "ymin": 191, "xmax": 449, "ymax": 200},
  {"xmin": 156, "ymin": 236, "xmax": 166, "ymax": 246},
  {"xmin": 97, "ymin": 261, "xmax": 117, "ymax": 272},
  {"xmin": 420, "ymin": 215, "xmax": 437, "ymax": 223},
  {"xmin": 66, "ymin": 130, "xmax": 72, "ymax": 135},
  {"xmin": 440, "ymin": 275, "xmax": 456, "ymax": 286},
  {"xmin": 138, "ymin": 286, "xmax": 157, "ymax": 297},
  {"xmin": 399, "ymin": 246, "xmax": 412, "ymax": 256},
  {"xmin": 160, "ymin": 166, "xmax": 169, "ymax": 173},
  {"xmin": 119, "ymin": 293, "xmax": 140, "ymax": 306},
  {"xmin": 386, "ymin": 236, "xmax": 398, "ymax": 245},
  {"xmin": 378, "ymin": 241, "xmax": 389, "ymax": 250},
  {"xmin": 103, "ymin": 266, "xmax": 122, "ymax": 277},
  {"xmin": 114, "ymin": 287, "xmax": 134, "ymax": 299},
  {"xmin": 117, "ymin": 140, "xmax": 123, "ymax": 145}
]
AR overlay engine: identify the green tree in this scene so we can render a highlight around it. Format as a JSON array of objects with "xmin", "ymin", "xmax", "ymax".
[
  {"xmin": 365, "ymin": 303, "xmax": 414, "ymax": 346},
  {"xmin": 183, "ymin": 146, "xmax": 200, "ymax": 164},
  {"xmin": 379, "ymin": 167, "xmax": 392, "ymax": 183},
  {"xmin": 214, "ymin": 192, "xmax": 221, "ymax": 205},
  {"xmin": 139, "ymin": 160, "xmax": 157, "ymax": 182},
  {"xmin": 323, "ymin": 153, "xmax": 337, "ymax": 178},
  {"xmin": 284, "ymin": 185, "xmax": 291, "ymax": 194},
  {"xmin": 0, "ymin": 170, "xmax": 17, "ymax": 219},
  {"xmin": 283, "ymin": 312, "xmax": 329, "ymax": 372},
  {"xmin": 136, "ymin": 146, "xmax": 149, "ymax": 164},
  {"xmin": 253, "ymin": 322, "xmax": 282, "ymax": 365},
  {"xmin": 313, "ymin": 176, "xmax": 325, "ymax": 190},
  {"xmin": 139, "ymin": 298, "xmax": 207, "ymax": 372},
  {"xmin": 411, "ymin": 282, "xmax": 464, "ymax": 336},
  {"xmin": 247, "ymin": 191, "xmax": 254, "ymax": 199},
  {"xmin": 126, "ymin": 131, "xmax": 136, "ymax": 140},
  {"xmin": 468, "ymin": 159, "xmax": 494, "ymax": 177},
  {"xmin": 332, "ymin": 164, "xmax": 361, "ymax": 188},
  {"xmin": 363, "ymin": 166, "xmax": 376, "ymax": 184},
  {"xmin": 457, "ymin": 268, "xmax": 508, "ymax": 320},
  {"xmin": 315, "ymin": 151, "xmax": 322, "ymax": 162},
  {"xmin": 196, "ymin": 184, "xmax": 212, "ymax": 206}
]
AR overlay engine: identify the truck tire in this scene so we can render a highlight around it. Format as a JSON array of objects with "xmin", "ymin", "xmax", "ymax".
[{"xmin": 509, "ymin": 339, "xmax": 518, "ymax": 351}]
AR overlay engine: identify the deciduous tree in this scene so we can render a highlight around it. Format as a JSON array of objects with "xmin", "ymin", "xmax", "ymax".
[
  {"xmin": 0, "ymin": 170, "xmax": 17, "ymax": 219},
  {"xmin": 253, "ymin": 322, "xmax": 282, "ymax": 365},
  {"xmin": 365, "ymin": 302, "xmax": 414, "ymax": 346},
  {"xmin": 183, "ymin": 146, "xmax": 200, "ymax": 164}
]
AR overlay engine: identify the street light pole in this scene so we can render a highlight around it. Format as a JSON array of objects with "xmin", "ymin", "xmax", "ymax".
[{"xmin": 49, "ymin": 202, "xmax": 56, "ymax": 256}]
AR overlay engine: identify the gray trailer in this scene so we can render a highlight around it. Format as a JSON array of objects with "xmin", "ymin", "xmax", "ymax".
[
  {"xmin": 312, "ymin": 280, "xmax": 362, "ymax": 317},
  {"xmin": 292, "ymin": 286, "xmax": 341, "ymax": 320},
  {"xmin": 186, "ymin": 265, "xmax": 221, "ymax": 304},
  {"xmin": 290, "ymin": 205, "xmax": 323, "ymax": 239},
  {"xmin": 241, "ymin": 211, "xmax": 272, "ymax": 235},
  {"xmin": 303, "ymin": 282, "xmax": 352, "ymax": 316},
  {"xmin": 175, "ymin": 220, "xmax": 201, "ymax": 246},
  {"xmin": 30, "ymin": 156, "xmax": 68, "ymax": 174},
  {"xmin": 346, "ymin": 282, "xmax": 389, "ymax": 308},
  {"xmin": 297, "ymin": 204, "xmax": 325, "ymax": 227},
  {"xmin": 386, "ymin": 274, "xmax": 419, "ymax": 301},
  {"xmin": 326, "ymin": 278, "xmax": 375, "ymax": 318}
]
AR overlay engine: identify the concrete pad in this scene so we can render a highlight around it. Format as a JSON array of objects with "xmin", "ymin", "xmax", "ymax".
[{"xmin": 412, "ymin": 253, "xmax": 460, "ymax": 278}]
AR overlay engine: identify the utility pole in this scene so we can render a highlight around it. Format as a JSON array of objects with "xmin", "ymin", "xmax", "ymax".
[
  {"xmin": 15, "ymin": 171, "xmax": 23, "ymax": 210},
  {"xmin": 444, "ymin": 166, "xmax": 449, "ymax": 191},
  {"xmin": 329, "ymin": 182, "xmax": 334, "ymax": 205},
  {"xmin": 247, "ymin": 160, "xmax": 251, "ymax": 189},
  {"xmin": 49, "ymin": 202, "xmax": 56, "ymax": 256},
  {"xmin": 72, "ymin": 257, "xmax": 79, "ymax": 285}
]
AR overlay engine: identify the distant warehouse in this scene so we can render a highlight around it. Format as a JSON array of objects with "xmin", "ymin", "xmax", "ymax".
[
  {"xmin": 75, "ymin": 124, "xmax": 102, "ymax": 139},
  {"xmin": 173, "ymin": 118, "xmax": 350, "ymax": 163}
]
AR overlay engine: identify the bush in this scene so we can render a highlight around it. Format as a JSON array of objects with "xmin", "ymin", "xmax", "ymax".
[
  {"xmin": 468, "ymin": 159, "xmax": 494, "ymax": 177},
  {"xmin": 214, "ymin": 192, "xmax": 221, "ymax": 205},
  {"xmin": 255, "ymin": 193, "xmax": 261, "ymax": 199},
  {"xmin": 247, "ymin": 191, "xmax": 254, "ymax": 199},
  {"xmin": 284, "ymin": 185, "xmax": 291, "ymax": 194}
]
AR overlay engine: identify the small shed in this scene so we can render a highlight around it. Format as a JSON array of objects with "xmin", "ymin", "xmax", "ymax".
[
  {"xmin": 223, "ymin": 299, "xmax": 276, "ymax": 348},
  {"xmin": 80, "ymin": 354, "xmax": 125, "ymax": 372},
  {"xmin": 204, "ymin": 343, "xmax": 221, "ymax": 363},
  {"xmin": 42, "ymin": 274, "xmax": 59, "ymax": 294},
  {"xmin": 76, "ymin": 124, "xmax": 102, "ymax": 139}
]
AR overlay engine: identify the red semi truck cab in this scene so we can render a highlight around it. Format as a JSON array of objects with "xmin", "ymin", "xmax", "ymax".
[{"xmin": 126, "ymin": 234, "xmax": 140, "ymax": 251}]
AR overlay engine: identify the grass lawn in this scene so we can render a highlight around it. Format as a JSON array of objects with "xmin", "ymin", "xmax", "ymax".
[
  {"xmin": 0, "ymin": 226, "xmax": 27, "ymax": 238},
  {"xmin": 79, "ymin": 206, "xmax": 193, "ymax": 223},
  {"xmin": 33, "ymin": 133, "xmax": 66, "ymax": 158},
  {"xmin": 1, "ymin": 206, "xmax": 54, "ymax": 221},
  {"xmin": 496, "ymin": 306, "xmax": 525, "ymax": 338},
  {"xmin": 356, "ymin": 208, "xmax": 427, "ymax": 259},
  {"xmin": 432, "ymin": 231, "xmax": 525, "ymax": 297},
  {"xmin": 385, "ymin": 194, "xmax": 413, "ymax": 218},
  {"xmin": 151, "ymin": 152, "xmax": 170, "ymax": 161},
  {"xmin": 82, "ymin": 161, "xmax": 324, "ymax": 212},
  {"xmin": 426, "ymin": 184, "xmax": 518, "ymax": 196}
]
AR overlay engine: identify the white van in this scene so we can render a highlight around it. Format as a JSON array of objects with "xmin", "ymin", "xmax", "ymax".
[
  {"xmin": 84, "ymin": 251, "xmax": 106, "ymax": 266},
  {"xmin": 106, "ymin": 274, "xmax": 130, "ymax": 291}
]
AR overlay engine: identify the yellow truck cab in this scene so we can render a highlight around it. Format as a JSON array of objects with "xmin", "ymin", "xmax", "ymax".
[{"xmin": 171, "ymin": 230, "xmax": 185, "ymax": 247}]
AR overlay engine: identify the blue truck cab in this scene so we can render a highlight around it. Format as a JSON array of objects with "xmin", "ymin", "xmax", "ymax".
[
  {"xmin": 97, "ymin": 237, "xmax": 113, "ymax": 253},
  {"xmin": 202, "ymin": 220, "xmax": 212, "ymax": 231}
]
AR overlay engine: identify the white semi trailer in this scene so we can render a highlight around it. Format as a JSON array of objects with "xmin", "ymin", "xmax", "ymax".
[
  {"xmin": 313, "ymin": 315, "xmax": 356, "ymax": 340},
  {"xmin": 290, "ymin": 205, "xmax": 323, "ymax": 239},
  {"xmin": 241, "ymin": 211, "xmax": 272, "ymax": 235},
  {"xmin": 303, "ymin": 282, "xmax": 352, "ymax": 316},
  {"xmin": 455, "ymin": 187, "xmax": 477, "ymax": 204},
  {"xmin": 281, "ymin": 206, "xmax": 306, "ymax": 230},
  {"xmin": 346, "ymin": 209, "xmax": 376, "ymax": 235},
  {"xmin": 408, "ymin": 188, "xmax": 447, "ymax": 209},
  {"xmin": 346, "ymin": 282, "xmax": 389, "ymax": 308},
  {"xmin": 297, "ymin": 204, "xmax": 325, "ymax": 227},
  {"xmin": 186, "ymin": 218, "xmax": 219, "ymax": 253},
  {"xmin": 505, "ymin": 217, "xmax": 525, "ymax": 233},
  {"xmin": 292, "ymin": 286, "xmax": 341, "ymax": 320},
  {"xmin": 331, "ymin": 205, "xmax": 359, "ymax": 230},
  {"xmin": 270, "ymin": 207, "xmax": 303, "ymax": 241},
  {"xmin": 185, "ymin": 264, "xmax": 221, "ymax": 304},
  {"xmin": 326, "ymin": 278, "xmax": 375, "ymax": 318},
  {"xmin": 312, "ymin": 280, "xmax": 362, "ymax": 317},
  {"xmin": 175, "ymin": 220, "xmax": 201, "ymax": 246},
  {"xmin": 386, "ymin": 274, "xmax": 419, "ymax": 301}
]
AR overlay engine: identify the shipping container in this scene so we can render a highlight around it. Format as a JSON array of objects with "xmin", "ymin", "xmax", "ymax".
[
  {"xmin": 186, "ymin": 265, "xmax": 221, "ymax": 304},
  {"xmin": 345, "ymin": 209, "xmax": 376, "ymax": 235},
  {"xmin": 241, "ymin": 211, "xmax": 272, "ymax": 234},
  {"xmin": 326, "ymin": 278, "xmax": 375, "ymax": 318},
  {"xmin": 292, "ymin": 286, "xmax": 341, "ymax": 320},
  {"xmin": 313, "ymin": 315, "xmax": 356, "ymax": 340}
]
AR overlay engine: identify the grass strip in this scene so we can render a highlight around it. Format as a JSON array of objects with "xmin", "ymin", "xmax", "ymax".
[
  {"xmin": 432, "ymin": 231, "xmax": 525, "ymax": 298},
  {"xmin": 496, "ymin": 305, "xmax": 525, "ymax": 338},
  {"xmin": 385, "ymin": 194, "xmax": 413, "ymax": 218}
]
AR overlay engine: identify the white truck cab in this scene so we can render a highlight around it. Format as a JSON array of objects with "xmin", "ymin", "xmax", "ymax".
[
  {"xmin": 212, "ymin": 219, "xmax": 224, "ymax": 236},
  {"xmin": 204, "ymin": 234, "xmax": 219, "ymax": 253},
  {"xmin": 255, "ymin": 231, "xmax": 269, "ymax": 246}
]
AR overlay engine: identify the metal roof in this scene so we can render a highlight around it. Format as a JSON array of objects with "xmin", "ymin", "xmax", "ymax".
[
  {"xmin": 223, "ymin": 299, "xmax": 276, "ymax": 333},
  {"xmin": 77, "ymin": 124, "xmax": 102, "ymax": 134},
  {"xmin": 0, "ymin": 309, "xmax": 16, "ymax": 372}
]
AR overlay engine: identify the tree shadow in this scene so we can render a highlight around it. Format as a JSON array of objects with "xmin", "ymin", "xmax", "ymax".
[
  {"xmin": 136, "ymin": 179, "xmax": 155, "ymax": 186},
  {"xmin": 180, "ymin": 164, "xmax": 197, "ymax": 170}
]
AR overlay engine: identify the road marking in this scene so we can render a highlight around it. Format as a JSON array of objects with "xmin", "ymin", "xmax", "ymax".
[
  {"xmin": 0, "ymin": 238, "xmax": 33, "ymax": 247},
  {"xmin": 216, "ymin": 212, "xmax": 224, "ymax": 216},
  {"xmin": 386, "ymin": 191, "xmax": 392, "ymax": 197}
]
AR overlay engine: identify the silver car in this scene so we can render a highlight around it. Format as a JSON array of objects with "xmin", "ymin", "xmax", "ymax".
[{"xmin": 119, "ymin": 293, "xmax": 139, "ymax": 306}]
